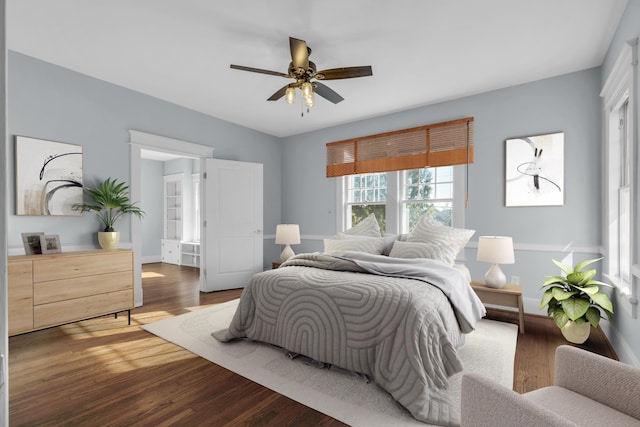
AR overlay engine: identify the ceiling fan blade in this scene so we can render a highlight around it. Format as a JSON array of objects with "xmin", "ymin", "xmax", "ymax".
[
  {"xmin": 289, "ymin": 37, "xmax": 309, "ymax": 70},
  {"xmin": 230, "ymin": 64, "xmax": 289, "ymax": 78},
  {"xmin": 313, "ymin": 82, "xmax": 344, "ymax": 104},
  {"xmin": 316, "ymin": 65, "xmax": 373, "ymax": 80},
  {"xmin": 267, "ymin": 85, "xmax": 289, "ymax": 101}
]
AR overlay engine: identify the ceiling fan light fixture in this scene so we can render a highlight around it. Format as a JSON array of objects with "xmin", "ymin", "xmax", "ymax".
[
  {"xmin": 304, "ymin": 91, "xmax": 314, "ymax": 107},
  {"xmin": 301, "ymin": 82, "xmax": 313, "ymax": 99},
  {"xmin": 285, "ymin": 87, "xmax": 296, "ymax": 104}
]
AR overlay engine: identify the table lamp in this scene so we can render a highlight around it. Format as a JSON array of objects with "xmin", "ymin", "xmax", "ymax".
[
  {"xmin": 275, "ymin": 224, "xmax": 300, "ymax": 262},
  {"xmin": 476, "ymin": 236, "xmax": 515, "ymax": 288}
]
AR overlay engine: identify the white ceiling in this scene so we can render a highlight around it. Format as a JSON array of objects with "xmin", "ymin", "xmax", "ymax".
[{"xmin": 7, "ymin": 0, "xmax": 628, "ymax": 138}]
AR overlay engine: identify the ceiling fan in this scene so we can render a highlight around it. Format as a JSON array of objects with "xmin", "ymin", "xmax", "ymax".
[{"xmin": 230, "ymin": 37, "xmax": 373, "ymax": 107}]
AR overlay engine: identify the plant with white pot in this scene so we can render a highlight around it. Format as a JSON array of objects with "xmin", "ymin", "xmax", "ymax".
[
  {"xmin": 540, "ymin": 258, "xmax": 613, "ymax": 344},
  {"xmin": 72, "ymin": 177, "xmax": 145, "ymax": 249}
]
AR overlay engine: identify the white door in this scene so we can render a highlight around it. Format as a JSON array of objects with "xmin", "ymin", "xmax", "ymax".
[{"xmin": 200, "ymin": 158, "xmax": 263, "ymax": 292}]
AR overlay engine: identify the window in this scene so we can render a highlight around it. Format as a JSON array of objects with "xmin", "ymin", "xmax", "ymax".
[
  {"xmin": 605, "ymin": 99, "xmax": 633, "ymax": 293},
  {"xmin": 344, "ymin": 172, "xmax": 388, "ymax": 232},
  {"xmin": 339, "ymin": 166, "xmax": 464, "ymax": 234},
  {"xmin": 601, "ymin": 38, "xmax": 637, "ymax": 317},
  {"xmin": 403, "ymin": 166, "xmax": 453, "ymax": 230},
  {"xmin": 618, "ymin": 101, "xmax": 631, "ymax": 286}
]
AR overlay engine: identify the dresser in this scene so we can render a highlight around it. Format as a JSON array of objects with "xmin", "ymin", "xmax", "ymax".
[{"xmin": 8, "ymin": 249, "xmax": 134, "ymax": 336}]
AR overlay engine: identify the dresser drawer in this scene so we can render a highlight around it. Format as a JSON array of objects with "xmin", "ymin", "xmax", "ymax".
[
  {"xmin": 33, "ymin": 251, "xmax": 133, "ymax": 282},
  {"xmin": 34, "ymin": 270, "xmax": 133, "ymax": 305},
  {"xmin": 34, "ymin": 289, "xmax": 133, "ymax": 329},
  {"xmin": 8, "ymin": 260, "xmax": 34, "ymax": 334}
]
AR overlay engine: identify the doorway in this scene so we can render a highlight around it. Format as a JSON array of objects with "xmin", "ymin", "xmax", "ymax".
[{"xmin": 129, "ymin": 130, "xmax": 214, "ymax": 306}]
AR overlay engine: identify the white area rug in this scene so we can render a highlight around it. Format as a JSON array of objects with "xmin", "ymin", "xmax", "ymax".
[{"xmin": 142, "ymin": 299, "xmax": 518, "ymax": 426}]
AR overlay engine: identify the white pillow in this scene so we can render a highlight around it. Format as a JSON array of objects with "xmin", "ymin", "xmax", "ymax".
[
  {"xmin": 324, "ymin": 236, "xmax": 385, "ymax": 254},
  {"xmin": 406, "ymin": 217, "xmax": 475, "ymax": 265},
  {"xmin": 342, "ymin": 213, "xmax": 381, "ymax": 237},
  {"xmin": 388, "ymin": 240, "xmax": 447, "ymax": 261}
]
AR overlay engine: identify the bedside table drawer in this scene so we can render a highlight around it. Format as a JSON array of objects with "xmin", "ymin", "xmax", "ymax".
[{"xmin": 473, "ymin": 289, "xmax": 519, "ymax": 307}]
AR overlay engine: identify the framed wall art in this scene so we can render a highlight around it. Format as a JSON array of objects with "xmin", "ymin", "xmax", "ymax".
[
  {"xmin": 43, "ymin": 234, "xmax": 62, "ymax": 254},
  {"xmin": 21, "ymin": 232, "xmax": 46, "ymax": 255},
  {"xmin": 15, "ymin": 135, "xmax": 83, "ymax": 216},
  {"xmin": 505, "ymin": 132, "xmax": 564, "ymax": 207}
]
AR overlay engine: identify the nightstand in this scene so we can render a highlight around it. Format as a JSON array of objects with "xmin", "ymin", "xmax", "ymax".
[
  {"xmin": 271, "ymin": 261, "xmax": 282, "ymax": 269},
  {"xmin": 471, "ymin": 280, "xmax": 525, "ymax": 333}
]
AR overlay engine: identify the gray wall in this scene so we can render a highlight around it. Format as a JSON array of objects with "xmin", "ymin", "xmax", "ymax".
[
  {"xmin": 7, "ymin": 51, "xmax": 282, "ymax": 264},
  {"xmin": 600, "ymin": 0, "xmax": 640, "ymax": 365},
  {"xmin": 282, "ymin": 67, "xmax": 601, "ymax": 251}
]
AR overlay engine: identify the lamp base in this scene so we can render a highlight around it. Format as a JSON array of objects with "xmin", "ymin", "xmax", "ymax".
[
  {"xmin": 484, "ymin": 264, "xmax": 506, "ymax": 288},
  {"xmin": 280, "ymin": 244, "xmax": 295, "ymax": 262}
]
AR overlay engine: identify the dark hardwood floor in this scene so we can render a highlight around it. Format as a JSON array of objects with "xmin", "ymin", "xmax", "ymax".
[{"xmin": 9, "ymin": 263, "xmax": 617, "ymax": 426}]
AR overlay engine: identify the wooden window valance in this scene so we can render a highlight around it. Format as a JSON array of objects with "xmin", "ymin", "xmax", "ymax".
[{"xmin": 326, "ymin": 117, "xmax": 474, "ymax": 177}]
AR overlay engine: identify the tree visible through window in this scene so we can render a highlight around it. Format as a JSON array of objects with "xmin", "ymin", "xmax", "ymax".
[
  {"xmin": 346, "ymin": 172, "xmax": 387, "ymax": 233},
  {"xmin": 344, "ymin": 166, "xmax": 455, "ymax": 234},
  {"xmin": 403, "ymin": 166, "xmax": 453, "ymax": 229}
]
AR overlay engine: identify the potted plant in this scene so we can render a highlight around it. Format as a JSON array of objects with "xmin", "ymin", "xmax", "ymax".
[
  {"xmin": 540, "ymin": 258, "xmax": 613, "ymax": 344},
  {"xmin": 73, "ymin": 177, "xmax": 145, "ymax": 249}
]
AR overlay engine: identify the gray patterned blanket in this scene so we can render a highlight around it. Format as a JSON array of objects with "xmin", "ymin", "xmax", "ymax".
[{"xmin": 213, "ymin": 252, "xmax": 486, "ymax": 426}]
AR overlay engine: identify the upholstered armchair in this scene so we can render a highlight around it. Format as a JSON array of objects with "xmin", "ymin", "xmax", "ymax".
[{"xmin": 461, "ymin": 345, "xmax": 640, "ymax": 426}]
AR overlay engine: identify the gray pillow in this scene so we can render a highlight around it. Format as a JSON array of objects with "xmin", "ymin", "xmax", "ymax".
[
  {"xmin": 324, "ymin": 236, "xmax": 385, "ymax": 254},
  {"xmin": 389, "ymin": 240, "xmax": 447, "ymax": 262},
  {"xmin": 406, "ymin": 217, "xmax": 475, "ymax": 265}
]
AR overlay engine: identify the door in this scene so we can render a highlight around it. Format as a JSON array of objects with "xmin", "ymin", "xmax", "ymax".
[{"xmin": 200, "ymin": 158, "xmax": 263, "ymax": 292}]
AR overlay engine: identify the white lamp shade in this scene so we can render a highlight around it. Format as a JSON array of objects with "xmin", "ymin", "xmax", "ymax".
[
  {"xmin": 476, "ymin": 236, "xmax": 515, "ymax": 264},
  {"xmin": 275, "ymin": 224, "xmax": 300, "ymax": 245}
]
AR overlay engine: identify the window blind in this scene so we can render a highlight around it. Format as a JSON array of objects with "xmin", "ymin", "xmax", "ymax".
[{"xmin": 326, "ymin": 117, "xmax": 474, "ymax": 177}]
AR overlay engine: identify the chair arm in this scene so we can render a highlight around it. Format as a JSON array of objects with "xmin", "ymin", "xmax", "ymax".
[
  {"xmin": 554, "ymin": 345, "xmax": 640, "ymax": 420},
  {"xmin": 461, "ymin": 373, "xmax": 577, "ymax": 427}
]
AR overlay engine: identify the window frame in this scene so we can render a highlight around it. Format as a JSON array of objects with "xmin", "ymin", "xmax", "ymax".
[
  {"xmin": 601, "ymin": 38, "xmax": 638, "ymax": 319},
  {"xmin": 337, "ymin": 165, "xmax": 467, "ymax": 235}
]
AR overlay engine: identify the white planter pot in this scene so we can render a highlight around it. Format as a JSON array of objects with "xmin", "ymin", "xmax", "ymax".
[
  {"xmin": 561, "ymin": 320, "xmax": 591, "ymax": 344},
  {"xmin": 98, "ymin": 231, "xmax": 120, "ymax": 250}
]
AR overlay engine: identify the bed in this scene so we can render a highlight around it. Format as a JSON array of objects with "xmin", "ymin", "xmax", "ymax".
[{"xmin": 213, "ymin": 216, "xmax": 486, "ymax": 426}]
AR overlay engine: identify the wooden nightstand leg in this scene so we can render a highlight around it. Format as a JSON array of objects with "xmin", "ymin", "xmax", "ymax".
[{"xmin": 517, "ymin": 294, "xmax": 525, "ymax": 333}]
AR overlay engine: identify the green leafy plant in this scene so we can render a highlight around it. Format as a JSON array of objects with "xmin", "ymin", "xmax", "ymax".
[
  {"xmin": 540, "ymin": 258, "xmax": 613, "ymax": 329},
  {"xmin": 72, "ymin": 177, "xmax": 145, "ymax": 232}
]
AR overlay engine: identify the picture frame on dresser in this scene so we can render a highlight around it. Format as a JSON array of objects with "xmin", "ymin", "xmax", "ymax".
[
  {"xmin": 21, "ymin": 232, "xmax": 46, "ymax": 255},
  {"xmin": 42, "ymin": 234, "xmax": 62, "ymax": 254}
]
